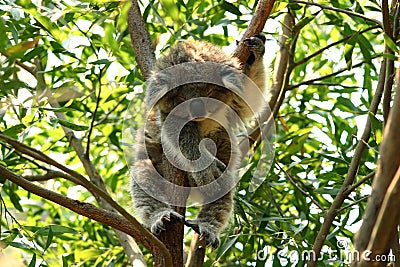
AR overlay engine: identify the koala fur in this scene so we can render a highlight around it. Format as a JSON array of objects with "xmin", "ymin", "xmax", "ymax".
[{"xmin": 130, "ymin": 34, "xmax": 266, "ymax": 248}]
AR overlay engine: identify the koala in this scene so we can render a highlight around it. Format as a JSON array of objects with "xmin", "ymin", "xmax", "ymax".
[{"xmin": 130, "ymin": 34, "xmax": 266, "ymax": 248}]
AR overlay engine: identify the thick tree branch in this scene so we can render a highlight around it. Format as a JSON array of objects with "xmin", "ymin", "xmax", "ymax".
[
  {"xmin": 128, "ymin": 0, "xmax": 156, "ymax": 78},
  {"xmin": 233, "ymin": 0, "xmax": 276, "ymax": 63}
]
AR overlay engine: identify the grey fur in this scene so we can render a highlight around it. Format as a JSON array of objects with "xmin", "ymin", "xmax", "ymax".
[{"xmin": 131, "ymin": 35, "xmax": 266, "ymax": 248}]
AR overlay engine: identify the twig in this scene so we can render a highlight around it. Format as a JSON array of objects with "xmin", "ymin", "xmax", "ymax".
[
  {"xmin": 338, "ymin": 196, "xmax": 369, "ymax": 213},
  {"xmin": 94, "ymin": 96, "xmax": 126, "ymax": 126},
  {"xmin": 291, "ymin": 0, "xmax": 383, "ymax": 28},
  {"xmin": 24, "ymin": 170, "xmax": 79, "ymax": 182},
  {"xmin": 346, "ymin": 171, "xmax": 375, "ymax": 193},
  {"xmin": 294, "ymin": 26, "xmax": 380, "ymax": 67},
  {"xmin": 276, "ymin": 162, "xmax": 325, "ymax": 212},
  {"xmin": 288, "ymin": 55, "xmax": 382, "ymax": 91},
  {"xmin": 86, "ymin": 69, "xmax": 102, "ymax": 158},
  {"xmin": 0, "ymin": 51, "xmax": 36, "ymax": 77}
]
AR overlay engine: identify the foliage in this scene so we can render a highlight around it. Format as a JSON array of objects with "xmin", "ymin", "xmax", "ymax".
[{"xmin": 0, "ymin": 0, "xmax": 392, "ymax": 266}]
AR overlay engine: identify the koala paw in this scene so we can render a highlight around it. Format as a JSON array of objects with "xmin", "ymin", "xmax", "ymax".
[
  {"xmin": 185, "ymin": 220, "xmax": 220, "ymax": 248},
  {"xmin": 244, "ymin": 34, "xmax": 266, "ymax": 58},
  {"xmin": 150, "ymin": 210, "xmax": 184, "ymax": 235}
]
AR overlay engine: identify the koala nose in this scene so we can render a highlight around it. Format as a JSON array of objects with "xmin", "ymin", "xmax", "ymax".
[{"xmin": 190, "ymin": 99, "xmax": 206, "ymax": 118}]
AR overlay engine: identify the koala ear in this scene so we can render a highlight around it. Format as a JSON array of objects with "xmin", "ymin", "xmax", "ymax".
[
  {"xmin": 220, "ymin": 66, "xmax": 244, "ymax": 95},
  {"xmin": 145, "ymin": 73, "xmax": 171, "ymax": 107}
]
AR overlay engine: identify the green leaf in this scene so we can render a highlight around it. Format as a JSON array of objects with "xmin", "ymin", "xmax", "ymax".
[
  {"xmin": 344, "ymin": 32, "xmax": 359, "ymax": 69},
  {"xmin": 3, "ymin": 124, "xmax": 26, "ymax": 138},
  {"xmin": 216, "ymin": 235, "xmax": 239, "ymax": 259},
  {"xmin": 292, "ymin": 12, "xmax": 319, "ymax": 33},
  {"xmin": 28, "ymin": 254, "xmax": 36, "ymax": 267},
  {"xmin": 52, "ymin": 118, "xmax": 88, "ymax": 131},
  {"xmin": 335, "ymin": 96, "xmax": 359, "ymax": 112},
  {"xmin": 90, "ymin": 59, "xmax": 111, "ymax": 65},
  {"xmin": 221, "ymin": 1, "xmax": 242, "ymax": 16},
  {"xmin": 368, "ymin": 112, "xmax": 383, "ymax": 143},
  {"xmin": 383, "ymin": 33, "xmax": 397, "ymax": 52},
  {"xmin": 34, "ymin": 225, "xmax": 79, "ymax": 237},
  {"xmin": 21, "ymin": 46, "xmax": 45, "ymax": 62},
  {"xmin": 44, "ymin": 227, "xmax": 54, "ymax": 251}
]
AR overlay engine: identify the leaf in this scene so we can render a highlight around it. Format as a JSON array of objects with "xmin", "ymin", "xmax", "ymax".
[
  {"xmin": 335, "ymin": 96, "xmax": 359, "ymax": 112},
  {"xmin": 52, "ymin": 118, "xmax": 88, "ymax": 131},
  {"xmin": 383, "ymin": 33, "xmax": 397, "ymax": 52},
  {"xmin": 216, "ymin": 235, "xmax": 239, "ymax": 259},
  {"xmin": 292, "ymin": 12, "xmax": 319, "ymax": 33},
  {"xmin": 357, "ymin": 34, "xmax": 373, "ymax": 63},
  {"xmin": 221, "ymin": 1, "xmax": 242, "ymax": 16},
  {"xmin": 368, "ymin": 112, "xmax": 383, "ymax": 143},
  {"xmin": 44, "ymin": 227, "xmax": 54, "ymax": 251},
  {"xmin": 28, "ymin": 253, "xmax": 37, "ymax": 267},
  {"xmin": 3, "ymin": 124, "xmax": 26, "ymax": 138},
  {"xmin": 90, "ymin": 59, "xmax": 111, "ymax": 65},
  {"xmin": 6, "ymin": 186, "xmax": 23, "ymax": 212},
  {"xmin": 344, "ymin": 32, "xmax": 359, "ymax": 69},
  {"xmin": 34, "ymin": 225, "xmax": 79, "ymax": 237},
  {"xmin": 21, "ymin": 46, "xmax": 45, "ymax": 62}
]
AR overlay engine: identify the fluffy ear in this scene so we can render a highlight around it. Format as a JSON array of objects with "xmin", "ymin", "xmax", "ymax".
[{"xmin": 145, "ymin": 73, "xmax": 170, "ymax": 108}]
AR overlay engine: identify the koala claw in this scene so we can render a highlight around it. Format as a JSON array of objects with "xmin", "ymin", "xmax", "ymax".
[
  {"xmin": 151, "ymin": 210, "xmax": 184, "ymax": 235},
  {"xmin": 244, "ymin": 34, "xmax": 266, "ymax": 58},
  {"xmin": 185, "ymin": 220, "xmax": 220, "ymax": 248}
]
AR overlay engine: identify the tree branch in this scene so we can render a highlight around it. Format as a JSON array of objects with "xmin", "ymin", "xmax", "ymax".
[
  {"xmin": 85, "ymin": 69, "xmax": 103, "ymax": 158},
  {"xmin": 0, "ymin": 51, "xmax": 36, "ymax": 77},
  {"xmin": 0, "ymin": 132, "xmax": 166, "ymax": 266},
  {"xmin": 277, "ymin": 162, "xmax": 325, "ymax": 212},
  {"xmin": 0, "ymin": 165, "xmax": 172, "ymax": 267},
  {"xmin": 128, "ymin": 0, "xmax": 156, "ymax": 79},
  {"xmin": 288, "ymin": 55, "xmax": 382, "ymax": 91},
  {"xmin": 233, "ymin": 0, "xmax": 277, "ymax": 63}
]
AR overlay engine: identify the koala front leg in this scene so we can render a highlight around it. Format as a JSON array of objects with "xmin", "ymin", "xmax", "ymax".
[
  {"xmin": 242, "ymin": 34, "xmax": 266, "ymax": 92},
  {"xmin": 186, "ymin": 190, "xmax": 234, "ymax": 248},
  {"xmin": 130, "ymin": 160, "xmax": 184, "ymax": 234}
]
